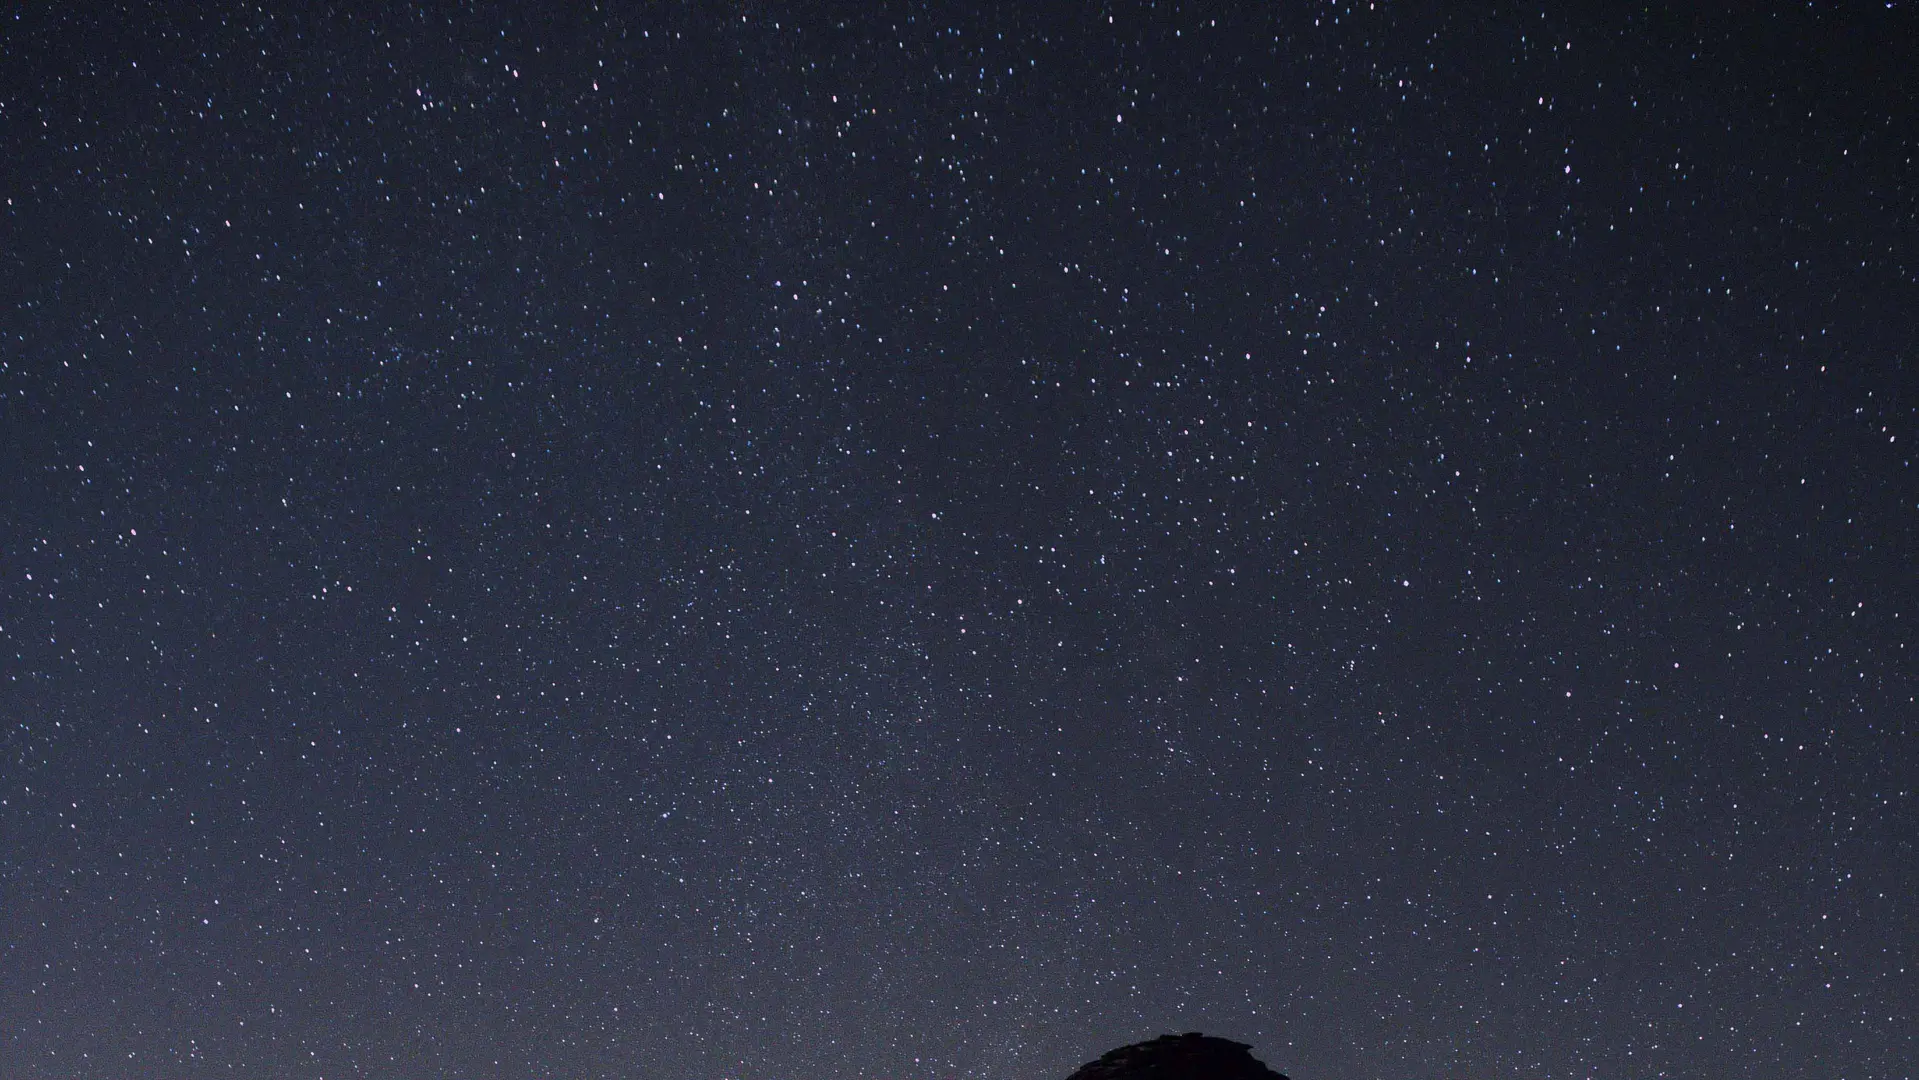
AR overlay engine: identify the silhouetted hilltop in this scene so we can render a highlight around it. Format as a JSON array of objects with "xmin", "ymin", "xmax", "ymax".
[{"xmin": 1062, "ymin": 1032, "xmax": 1290, "ymax": 1080}]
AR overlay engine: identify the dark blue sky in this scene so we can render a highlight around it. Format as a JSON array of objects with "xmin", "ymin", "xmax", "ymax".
[{"xmin": 3, "ymin": 3, "xmax": 1914, "ymax": 1077}]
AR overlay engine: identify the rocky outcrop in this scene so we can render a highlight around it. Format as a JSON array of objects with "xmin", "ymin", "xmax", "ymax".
[{"xmin": 1062, "ymin": 1032, "xmax": 1290, "ymax": 1080}]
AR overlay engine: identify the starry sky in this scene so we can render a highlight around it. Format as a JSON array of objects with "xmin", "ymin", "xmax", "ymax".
[{"xmin": 3, "ymin": 3, "xmax": 1915, "ymax": 1078}]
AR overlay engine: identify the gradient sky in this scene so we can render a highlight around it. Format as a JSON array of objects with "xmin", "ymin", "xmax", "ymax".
[{"xmin": 3, "ymin": 3, "xmax": 1914, "ymax": 1078}]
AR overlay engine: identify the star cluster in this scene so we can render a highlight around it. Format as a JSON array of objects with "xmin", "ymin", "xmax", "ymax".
[{"xmin": 3, "ymin": 4, "xmax": 1914, "ymax": 1078}]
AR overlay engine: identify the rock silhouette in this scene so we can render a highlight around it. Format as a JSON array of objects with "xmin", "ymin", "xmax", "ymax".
[{"xmin": 1062, "ymin": 1032, "xmax": 1290, "ymax": 1080}]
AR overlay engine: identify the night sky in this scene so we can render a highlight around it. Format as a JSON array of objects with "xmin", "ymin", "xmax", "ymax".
[{"xmin": 3, "ymin": 4, "xmax": 1915, "ymax": 1078}]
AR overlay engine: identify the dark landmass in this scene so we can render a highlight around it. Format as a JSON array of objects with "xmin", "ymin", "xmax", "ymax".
[{"xmin": 1063, "ymin": 1033, "xmax": 1290, "ymax": 1080}]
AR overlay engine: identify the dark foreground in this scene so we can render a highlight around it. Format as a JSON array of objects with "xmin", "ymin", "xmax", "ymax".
[{"xmin": 1065, "ymin": 1033, "xmax": 1290, "ymax": 1080}]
